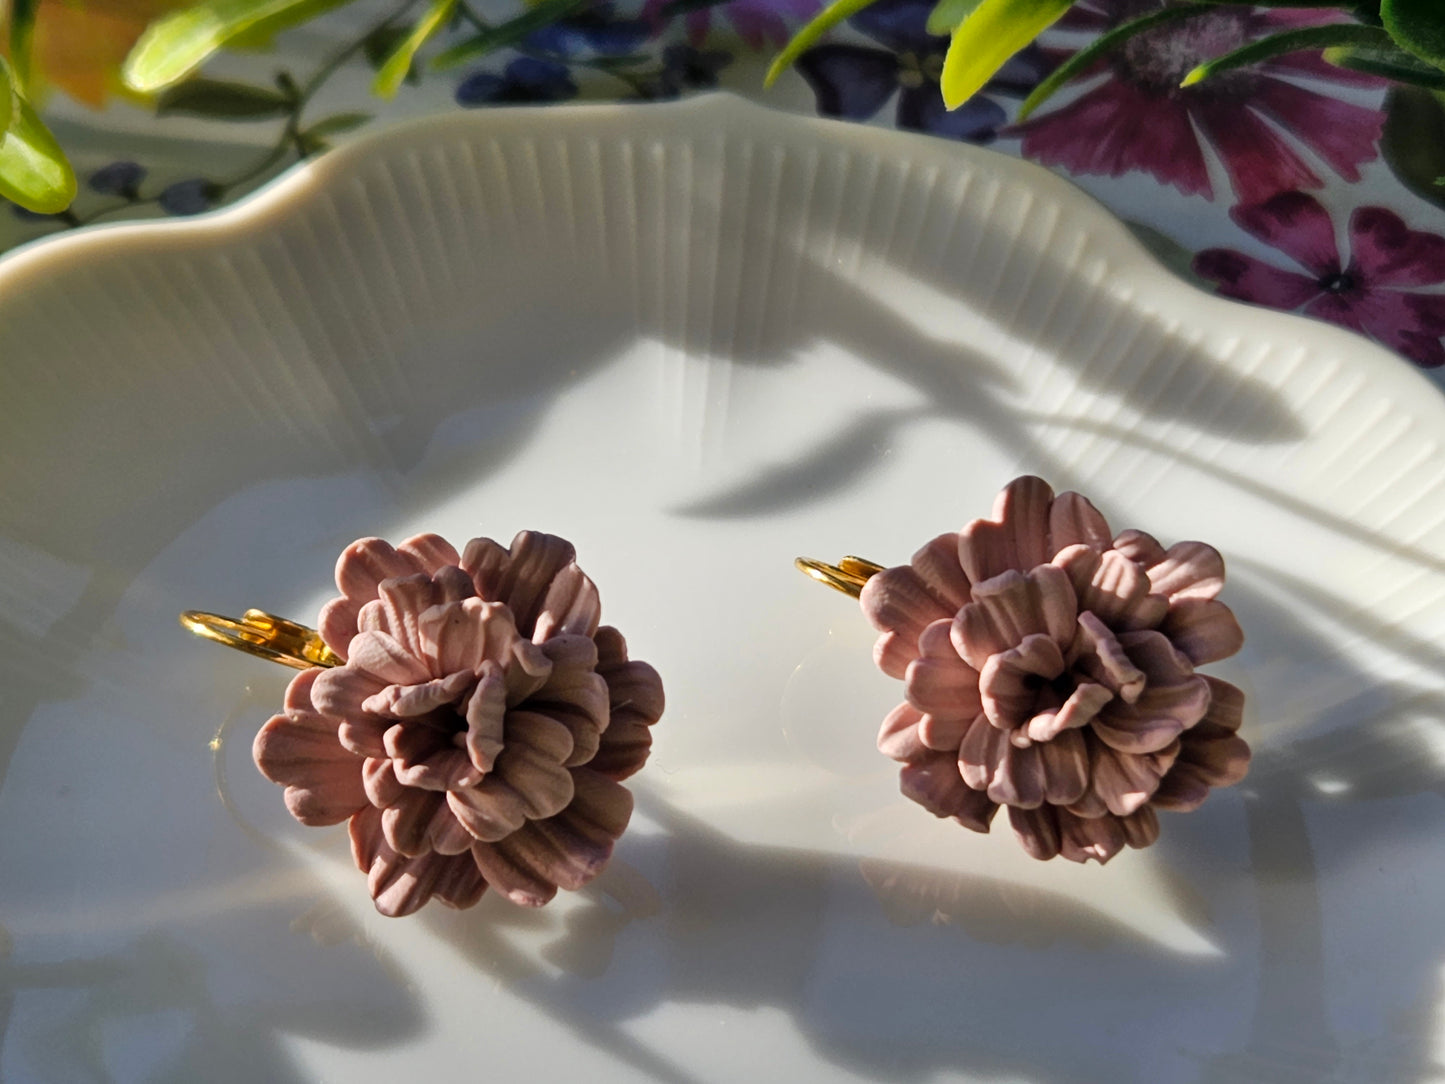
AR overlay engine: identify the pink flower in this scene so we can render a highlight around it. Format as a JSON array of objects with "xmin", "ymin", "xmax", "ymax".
[
  {"xmin": 862, "ymin": 477, "xmax": 1249, "ymax": 864},
  {"xmin": 1195, "ymin": 192, "xmax": 1445, "ymax": 368},
  {"xmin": 644, "ymin": 0, "xmax": 821, "ymax": 50},
  {"xmin": 253, "ymin": 531, "xmax": 664, "ymax": 917},
  {"xmin": 1015, "ymin": 0, "xmax": 1383, "ymax": 205}
]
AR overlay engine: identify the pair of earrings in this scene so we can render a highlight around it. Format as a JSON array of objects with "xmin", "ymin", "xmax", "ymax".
[{"xmin": 185, "ymin": 476, "xmax": 1249, "ymax": 919}]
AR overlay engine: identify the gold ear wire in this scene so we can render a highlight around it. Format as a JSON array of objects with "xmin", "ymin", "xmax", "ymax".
[
  {"xmin": 179, "ymin": 609, "xmax": 341, "ymax": 670},
  {"xmin": 793, "ymin": 555, "xmax": 885, "ymax": 599}
]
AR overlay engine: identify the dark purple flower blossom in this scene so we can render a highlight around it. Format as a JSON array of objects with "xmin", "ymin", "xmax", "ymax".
[
  {"xmin": 456, "ymin": 58, "xmax": 578, "ymax": 106},
  {"xmin": 642, "ymin": 0, "xmax": 820, "ymax": 50},
  {"xmin": 1194, "ymin": 192, "xmax": 1445, "ymax": 368},
  {"xmin": 524, "ymin": 3, "xmax": 651, "ymax": 57},
  {"xmin": 635, "ymin": 44, "xmax": 733, "ymax": 99},
  {"xmin": 796, "ymin": 0, "xmax": 1049, "ymax": 144},
  {"xmin": 88, "ymin": 161, "xmax": 146, "ymax": 198},
  {"xmin": 1015, "ymin": 0, "xmax": 1384, "ymax": 205},
  {"xmin": 159, "ymin": 179, "xmax": 219, "ymax": 217}
]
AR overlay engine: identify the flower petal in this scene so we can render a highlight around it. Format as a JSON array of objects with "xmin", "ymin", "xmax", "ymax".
[
  {"xmin": 1048, "ymin": 491, "xmax": 1111, "ymax": 553},
  {"xmin": 1055, "ymin": 545, "xmax": 1166, "ymax": 631},
  {"xmin": 1159, "ymin": 598, "xmax": 1244, "ymax": 664},
  {"xmin": 311, "ymin": 666, "xmax": 386, "ymax": 721},
  {"xmin": 1194, "ymin": 100, "xmax": 1320, "ymax": 206},
  {"xmin": 1008, "ymin": 804, "xmax": 1061, "ymax": 861},
  {"xmin": 1056, "ymin": 807, "xmax": 1125, "ymax": 864},
  {"xmin": 958, "ymin": 712, "xmax": 1006, "ymax": 792},
  {"xmin": 346, "ymin": 630, "xmax": 431, "ymax": 686},
  {"xmin": 349, "ymin": 806, "xmax": 488, "ymax": 917},
  {"xmin": 1119, "ymin": 805, "xmax": 1160, "ymax": 850},
  {"xmin": 1193, "ymin": 249, "xmax": 1321, "ymax": 311},
  {"xmin": 1228, "ymin": 191, "xmax": 1340, "ymax": 278},
  {"xmin": 1069, "ymin": 611, "xmax": 1145, "ymax": 703},
  {"xmin": 1249, "ymin": 77, "xmax": 1382, "ymax": 185},
  {"xmin": 363, "ymin": 670, "xmax": 473, "ymax": 717},
  {"xmin": 533, "ymin": 564, "xmax": 602, "ymax": 641},
  {"xmin": 1348, "ymin": 206, "xmax": 1445, "ymax": 287},
  {"xmin": 978, "ymin": 633, "xmax": 1064, "ymax": 730},
  {"xmin": 1145, "ymin": 541, "xmax": 1224, "ymax": 601},
  {"xmin": 382, "ymin": 790, "xmax": 444, "ymax": 857},
  {"xmin": 462, "ymin": 536, "xmax": 511, "ymax": 600},
  {"xmin": 1027, "ymin": 681, "xmax": 1112, "ymax": 742},
  {"xmin": 464, "ymin": 661, "xmax": 508, "ymax": 772},
  {"xmin": 861, "ymin": 565, "xmax": 954, "ymax": 678},
  {"xmin": 904, "ymin": 618, "xmax": 982, "ymax": 723},
  {"xmin": 898, "ymin": 86, "xmax": 1004, "ymax": 142},
  {"xmin": 1093, "ymin": 677, "xmax": 1208, "ymax": 754},
  {"xmin": 796, "ymin": 44, "xmax": 899, "ymax": 121},
  {"xmin": 398, "ymin": 532, "xmax": 462, "ymax": 574},
  {"xmin": 1019, "ymin": 80, "xmax": 1210, "ymax": 199},
  {"xmin": 1090, "ymin": 737, "xmax": 1177, "ymax": 816},
  {"xmin": 953, "ymin": 567, "xmax": 1072, "ymax": 670},
  {"xmin": 879, "ymin": 702, "xmax": 928, "ymax": 761},
  {"xmin": 909, "ymin": 531, "xmax": 972, "ymax": 613},
  {"xmin": 957, "ymin": 476, "xmax": 1054, "ymax": 583},
  {"xmin": 898, "ymin": 751, "xmax": 972, "ymax": 818},
  {"xmin": 362, "ymin": 574, "xmax": 440, "ymax": 657},
  {"xmin": 252, "ymin": 673, "xmax": 367, "ymax": 826},
  {"xmin": 335, "ymin": 537, "xmax": 425, "ymax": 602},
  {"xmin": 448, "ymin": 778, "xmax": 529, "ymax": 842},
  {"xmin": 497, "ymin": 531, "xmax": 578, "ymax": 638},
  {"xmin": 1110, "ymin": 529, "xmax": 1165, "ymax": 568},
  {"xmin": 1037, "ymin": 726, "xmax": 1089, "ymax": 806}
]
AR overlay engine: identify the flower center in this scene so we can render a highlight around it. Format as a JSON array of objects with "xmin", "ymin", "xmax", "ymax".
[
  {"xmin": 1118, "ymin": 9, "xmax": 1254, "ymax": 94},
  {"xmin": 897, "ymin": 49, "xmax": 944, "ymax": 89},
  {"xmin": 1318, "ymin": 271, "xmax": 1357, "ymax": 294}
]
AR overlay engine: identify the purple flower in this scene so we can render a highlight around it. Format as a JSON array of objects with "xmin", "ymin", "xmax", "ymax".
[
  {"xmin": 456, "ymin": 57, "xmax": 578, "ymax": 106},
  {"xmin": 524, "ymin": 3, "xmax": 651, "ymax": 57},
  {"xmin": 795, "ymin": 0, "xmax": 1048, "ymax": 144},
  {"xmin": 88, "ymin": 161, "xmax": 146, "ymax": 198},
  {"xmin": 1015, "ymin": 0, "xmax": 1384, "ymax": 205},
  {"xmin": 643, "ymin": 0, "xmax": 821, "ymax": 51},
  {"xmin": 1194, "ymin": 192, "xmax": 1445, "ymax": 369},
  {"xmin": 158, "ymin": 179, "xmax": 219, "ymax": 216}
]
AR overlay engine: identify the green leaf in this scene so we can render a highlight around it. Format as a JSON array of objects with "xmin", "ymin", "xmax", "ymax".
[
  {"xmin": 302, "ymin": 111, "xmax": 372, "ymax": 138},
  {"xmin": 0, "ymin": 76, "xmax": 77, "ymax": 214},
  {"xmin": 123, "ymin": 0, "xmax": 354, "ymax": 93},
  {"xmin": 765, "ymin": 0, "xmax": 880, "ymax": 87},
  {"xmin": 0, "ymin": 57, "xmax": 15, "ymax": 139},
  {"xmin": 1181, "ymin": 24, "xmax": 1385, "ymax": 87},
  {"xmin": 433, "ymin": 0, "xmax": 591, "ymax": 70},
  {"xmin": 362, "ymin": 24, "xmax": 412, "ymax": 70},
  {"xmin": 9, "ymin": 0, "xmax": 39, "ymax": 91},
  {"xmin": 925, "ymin": 0, "xmax": 982, "ymax": 38},
  {"xmin": 1019, "ymin": 5, "xmax": 1207, "ymax": 121},
  {"xmin": 1380, "ymin": 84, "xmax": 1445, "ymax": 210},
  {"xmin": 940, "ymin": 0, "xmax": 1071, "ymax": 110},
  {"xmin": 375, "ymin": 0, "xmax": 455, "ymax": 98},
  {"xmin": 156, "ymin": 78, "xmax": 293, "ymax": 119},
  {"xmin": 1382, "ymin": 0, "xmax": 1445, "ymax": 69},
  {"xmin": 1325, "ymin": 39, "xmax": 1445, "ymax": 87}
]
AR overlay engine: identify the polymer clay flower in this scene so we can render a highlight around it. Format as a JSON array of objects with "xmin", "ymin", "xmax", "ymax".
[
  {"xmin": 863, "ymin": 477, "xmax": 1248, "ymax": 863},
  {"xmin": 253, "ymin": 531, "xmax": 664, "ymax": 916}
]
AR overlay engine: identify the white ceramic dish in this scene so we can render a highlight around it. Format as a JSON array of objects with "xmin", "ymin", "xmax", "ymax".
[{"xmin": 2, "ymin": 95, "xmax": 1444, "ymax": 1083}]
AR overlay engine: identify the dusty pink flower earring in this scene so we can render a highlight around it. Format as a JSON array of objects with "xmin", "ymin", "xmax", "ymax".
[
  {"xmin": 798, "ymin": 476, "xmax": 1249, "ymax": 865},
  {"xmin": 182, "ymin": 530, "xmax": 664, "ymax": 917}
]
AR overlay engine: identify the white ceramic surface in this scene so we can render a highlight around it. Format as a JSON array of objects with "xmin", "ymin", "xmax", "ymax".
[{"xmin": 3, "ymin": 95, "xmax": 1445, "ymax": 1083}]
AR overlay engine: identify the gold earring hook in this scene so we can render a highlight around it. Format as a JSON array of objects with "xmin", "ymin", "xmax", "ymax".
[
  {"xmin": 794, "ymin": 555, "xmax": 885, "ymax": 599},
  {"xmin": 179, "ymin": 609, "xmax": 342, "ymax": 670}
]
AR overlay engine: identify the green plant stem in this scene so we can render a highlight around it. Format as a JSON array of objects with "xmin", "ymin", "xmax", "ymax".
[{"xmin": 28, "ymin": 0, "xmax": 416, "ymax": 234}]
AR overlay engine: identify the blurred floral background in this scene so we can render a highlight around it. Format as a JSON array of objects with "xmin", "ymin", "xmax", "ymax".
[{"xmin": 2, "ymin": 0, "xmax": 1444, "ymax": 372}]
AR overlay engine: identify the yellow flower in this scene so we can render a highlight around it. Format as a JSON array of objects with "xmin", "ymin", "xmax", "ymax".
[{"xmin": 5, "ymin": 0, "xmax": 189, "ymax": 107}]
